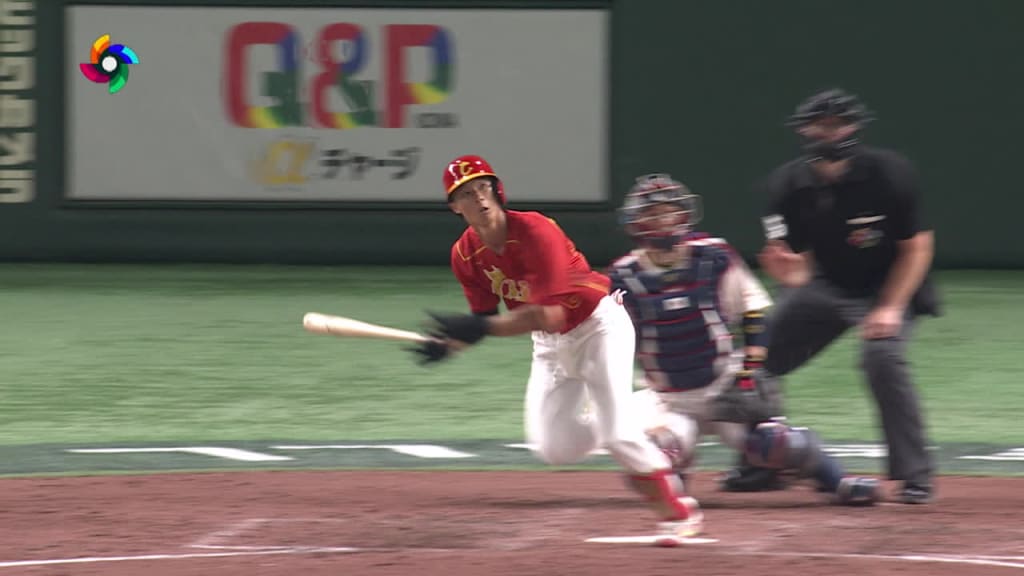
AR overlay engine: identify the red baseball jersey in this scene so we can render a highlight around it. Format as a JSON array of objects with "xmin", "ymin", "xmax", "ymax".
[{"xmin": 450, "ymin": 210, "xmax": 611, "ymax": 334}]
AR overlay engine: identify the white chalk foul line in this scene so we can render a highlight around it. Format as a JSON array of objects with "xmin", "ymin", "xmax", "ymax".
[
  {"xmin": 0, "ymin": 547, "xmax": 361, "ymax": 569},
  {"xmin": 190, "ymin": 545, "xmax": 290, "ymax": 551},
  {"xmin": 743, "ymin": 551, "xmax": 1024, "ymax": 570},
  {"xmin": 586, "ymin": 535, "xmax": 719, "ymax": 545},
  {"xmin": 584, "ymin": 537, "xmax": 1024, "ymax": 569}
]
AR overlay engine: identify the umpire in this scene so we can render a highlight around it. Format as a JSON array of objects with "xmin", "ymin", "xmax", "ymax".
[{"xmin": 755, "ymin": 88, "xmax": 940, "ymax": 504}]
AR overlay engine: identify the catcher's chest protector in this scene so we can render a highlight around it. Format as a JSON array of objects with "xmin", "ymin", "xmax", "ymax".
[{"xmin": 625, "ymin": 245, "xmax": 732, "ymax": 391}]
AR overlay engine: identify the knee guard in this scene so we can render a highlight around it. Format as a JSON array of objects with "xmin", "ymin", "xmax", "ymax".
[
  {"xmin": 744, "ymin": 421, "xmax": 822, "ymax": 477},
  {"xmin": 630, "ymin": 389, "xmax": 698, "ymax": 473},
  {"xmin": 645, "ymin": 413, "xmax": 698, "ymax": 472}
]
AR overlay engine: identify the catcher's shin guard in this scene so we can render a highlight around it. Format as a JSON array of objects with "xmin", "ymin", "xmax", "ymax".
[
  {"xmin": 719, "ymin": 453, "xmax": 787, "ymax": 492},
  {"xmin": 745, "ymin": 422, "xmax": 853, "ymax": 494},
  {"xmin": 744, "ymin": 421, "xmax": 821, "ymax": 477}
]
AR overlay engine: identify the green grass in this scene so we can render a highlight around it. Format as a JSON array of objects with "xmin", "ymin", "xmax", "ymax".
[{"xmin": 0, "ymin": 264, "xmax": 1020, "ymax": 446}]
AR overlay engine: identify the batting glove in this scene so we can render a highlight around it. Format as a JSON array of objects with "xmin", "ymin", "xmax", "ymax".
[
  {"xmin": 424, "ymin": 311, "xmax": 490, "ymax": 345},
  {"xmin": 407, "ymin": 334, "xmax": 451, "ymax": 365}
]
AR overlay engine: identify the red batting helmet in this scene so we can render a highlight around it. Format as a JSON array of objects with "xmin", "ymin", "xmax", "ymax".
[{"xmin": 443, "ymin": 154, "xmax": 505, "ymax": 204}]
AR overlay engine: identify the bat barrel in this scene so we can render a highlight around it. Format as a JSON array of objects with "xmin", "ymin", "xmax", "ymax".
[
  {"xmin": 303, "ymin": 312, "xmax": 430, "ymax": 343},
  {"xmin": 302, "ymin": 312, "xmax": 334, "ymax": 333}
]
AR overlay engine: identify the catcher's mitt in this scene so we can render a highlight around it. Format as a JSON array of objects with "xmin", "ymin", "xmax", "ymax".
[{"xmin": 711, "ymin": 369, "xmax": 783, "ymax": 424}]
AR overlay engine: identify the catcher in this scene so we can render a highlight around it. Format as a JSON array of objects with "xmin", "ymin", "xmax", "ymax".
[{"xmin": 608, "ymin": 173, "xmax": 879, "ymax": 505}]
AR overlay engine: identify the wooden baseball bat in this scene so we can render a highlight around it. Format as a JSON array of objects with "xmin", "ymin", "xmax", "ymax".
[{"xmin": 302, "ymin": 312, "xmax": 431, "ymax": 344}]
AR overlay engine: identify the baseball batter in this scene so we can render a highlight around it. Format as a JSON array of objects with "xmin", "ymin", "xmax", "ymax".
[
  {"xmin": 607, "ymin": 173, "xmax": 880, "ymax": 506},
  {"xmin": 409, "ymin": 155, "xmax": 703, "ymax": 544}
]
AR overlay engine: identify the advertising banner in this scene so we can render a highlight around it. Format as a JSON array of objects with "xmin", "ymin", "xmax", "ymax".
[
  {"xmin": 66, "ymin": 6, "xmax": 609, "ymax": 203},
  {"xmin": 1, "ymin": 0, "xmax": 36, "ymax": 204}
]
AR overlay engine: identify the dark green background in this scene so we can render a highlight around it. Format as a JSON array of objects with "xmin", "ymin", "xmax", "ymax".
[{"xmin": 9, "ymin": 0, "xmax": 1021, "ymax": 267}]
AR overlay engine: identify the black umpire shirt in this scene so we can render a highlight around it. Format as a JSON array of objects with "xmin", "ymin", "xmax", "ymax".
[{"xmin": 759, "ymin": 146, "xmax": 939, "ymax": 315}]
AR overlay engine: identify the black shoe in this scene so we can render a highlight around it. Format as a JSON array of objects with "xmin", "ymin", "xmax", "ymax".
[
  {"xmin": 834, "ymin": 477, "xmax": 880, "ymax": 506},
  {"xmin": 898, "ymin": 483, "xmax": 934, "ymax": 504},
  {"xmin": 719, "ymin": 466, "xmax": 786, "ymax": 492}
]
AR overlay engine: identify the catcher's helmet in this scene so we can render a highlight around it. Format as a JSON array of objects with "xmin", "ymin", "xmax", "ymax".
[
  {"xmin": 443, "ymin": 155, "xmax": 505, "ymax": 204},
  {"xmin": 785, "ymin": 88, "xmax": 874, "ymax": 128},
  {"xmin": 619, "ymin": 174, "xmax": 702, "ymax": 250}
]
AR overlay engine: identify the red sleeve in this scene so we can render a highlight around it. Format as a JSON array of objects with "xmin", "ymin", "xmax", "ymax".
[
  {"xmin": 519, "ymin": 217, "xmax": 573, "ymax": 306},
  {"xmin": 450, "ymin": 242, "xmax": 500, "ymax": 314}
]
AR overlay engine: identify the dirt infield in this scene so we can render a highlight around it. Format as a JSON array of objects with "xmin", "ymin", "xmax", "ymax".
[{"xmin": 1, "ymin": 470, "xmax": 1022, "ymax": 575}]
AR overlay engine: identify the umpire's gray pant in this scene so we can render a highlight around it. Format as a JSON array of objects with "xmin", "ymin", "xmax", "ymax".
[{"xmin": 763, "ymin": 278, "xmax": 933, "ymax": 486}]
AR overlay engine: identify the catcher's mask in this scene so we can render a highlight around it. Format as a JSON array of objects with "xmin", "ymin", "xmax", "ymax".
[
  {"xmin": 619, "ymin": 174, "xmax": 703, "ymax": 251},
  {"xmin": 786, "ymin": 88, "xmax": 874, "ymax": 162}
]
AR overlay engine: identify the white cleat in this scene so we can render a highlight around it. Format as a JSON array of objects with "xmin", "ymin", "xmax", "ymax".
[{"xmin": 654, "ymin": 496, "xmax": 704, "ymax": 547}]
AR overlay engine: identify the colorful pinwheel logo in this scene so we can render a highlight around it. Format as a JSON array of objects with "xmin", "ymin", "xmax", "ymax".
[{"xmin": 79, "ymin": 34, "xmax": 139, "ymax": 94}]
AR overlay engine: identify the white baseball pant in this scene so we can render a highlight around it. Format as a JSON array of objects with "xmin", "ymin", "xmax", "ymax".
[
  {"xmin": 630, "ymin": 356, "xmax": 750, "ymax": 467},
  {"xmin": 524, "ymin": 295, "xmax": 672, "ymax": 474}
]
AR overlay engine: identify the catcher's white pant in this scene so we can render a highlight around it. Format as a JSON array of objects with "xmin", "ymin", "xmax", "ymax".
[
  {"xmin": 524, "ymin": 295, "xmax": 672, "ymax": 474},
  {"xmin": 630, "ymin": 359, "xmax": 750, "ymax": 468}
]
